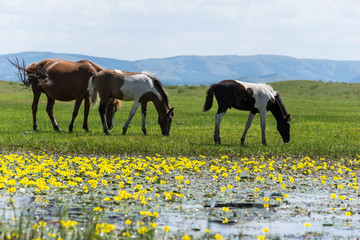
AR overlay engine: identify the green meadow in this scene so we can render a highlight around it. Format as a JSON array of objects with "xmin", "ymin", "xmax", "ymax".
[{"xmin": 1, "ymin": 80, "xmax": 360, "ymax": 158}]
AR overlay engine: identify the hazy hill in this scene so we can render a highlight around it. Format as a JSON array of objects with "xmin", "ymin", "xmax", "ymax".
[{"xmin": 1, "ymin": 52, "xmax": 360, "ymax": 85}]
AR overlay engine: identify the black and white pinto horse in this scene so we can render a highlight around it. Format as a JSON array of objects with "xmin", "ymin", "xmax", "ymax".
[{"xmin": 203, "ymin": 80, "xmax": 291, "ymax": 145}]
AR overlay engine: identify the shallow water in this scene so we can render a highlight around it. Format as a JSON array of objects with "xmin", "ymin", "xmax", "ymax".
[{"xmin": 1, "ymin": 153, "xmax": 360, "ymax": 239}]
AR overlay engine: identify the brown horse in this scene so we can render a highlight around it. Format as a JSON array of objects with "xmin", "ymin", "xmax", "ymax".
[
  {"xmin": 9, "ymin": 57, "xmax": 120, "ymax": 132},
  {"xmin": 88, "ymin": 69, "xmax": 174, "ymax": 135}
]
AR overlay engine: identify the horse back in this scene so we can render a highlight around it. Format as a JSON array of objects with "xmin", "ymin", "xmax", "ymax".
[{"xmin": 215, "ymin": 80, "xmax": 257, "ymax": 113}]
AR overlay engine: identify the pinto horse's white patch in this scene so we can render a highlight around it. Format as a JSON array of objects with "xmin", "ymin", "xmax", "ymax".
[
  {"xmin": 121, "ymin": 73, "xmax": 159, "ymax": 101},
  {"xmin": 115, "ymin": 69, "xmax": 123, "ymax": 75},
  {"xmin": 235, "ymin": 80, "xmax": 276, "ymax": 110}
]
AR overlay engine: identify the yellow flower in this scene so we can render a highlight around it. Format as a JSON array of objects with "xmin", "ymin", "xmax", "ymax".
[
  {"xmin": 331, "ymin": 193, "xmax": 336, "ymax": 199},
  {"xmin": 122, "ymin": 232, "xmax": 131, "ymax": 237},
  {"xmin": 222, "ymin": 206, "xmax": 229, "ymax": 212},
  {"xmin": 304, "ymin": 222, "xmax": 311, "ymax": 227},
  {"xmin": 96, "ymin": 223, "xmax": 115, "ymax": 234},
  {"xmin": 7, "ymin": 187, "xmax": 16, "ymax": 194},
  {"xmin": 93, "ymin": 207, "xmax": 103, "ymax": 212},
  {"xmin": 345, "ymin": 211, "xmax": 353, "ymax": 216},
  {"xmin": 262, "ymin": 228, "xmax": 269, "ymax": 233},
  {"xmin": 254, "ymin": 188, "xmax": 259, "ymax": 193},
  {"xmin": 221, "ymin": 186, "xmax": 226, "ymax": 192},
  {"xmin": 222, "ymin": 217, "xmax": 229, "ymax": 224},
  {"xmin": 163, "ymin": 226, "xmax": 170, "ymax": 232},
  {"xmin": 257, "ymin": 236, "xmax": 265, "ymax": 240},
  {"xmin": 150, "ymin": 222, "xmax": 158, "ymax": 229},
  {"xmin": 227, "ymin": 184, "xmax": 233, "ymax": 189},
  {"xmin": 214, "ymin": 233, "xmax": 224, "ymax": 240},
  {"xmin": 138, "ymin": 226, "xmax": 149, "ymax": 235},
  {"xmin": 182, "ymin": 235, "xmax": 191, "ymax": 240},
  {"xmin": 205, "ymin": 229, "xmax": 211, "ymax": 233},
  {"xmin": 125, "ymin": 219, "xmax": 132, "ymax": 225}
]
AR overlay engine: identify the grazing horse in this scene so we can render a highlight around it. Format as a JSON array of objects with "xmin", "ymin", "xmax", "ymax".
[
  {"xmin": 8, "ymin": 57, "xmax": 119, "ymax": 132},
  {"xmin": 88, "ymin": 69, "xmax": 174, "ymax": 135},
  {"xmin": 203, "ymin": 80, "xmax": 291, "ymax": 145}
]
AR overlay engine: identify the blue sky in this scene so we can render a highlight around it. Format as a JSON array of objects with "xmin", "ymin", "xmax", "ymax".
[{"xmin": 1, "ymin": 0, "xmax": 360, "ymax": 61}]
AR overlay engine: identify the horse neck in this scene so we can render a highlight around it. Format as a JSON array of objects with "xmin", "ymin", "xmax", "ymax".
[
  {"xmin": 269, "ymin": 97, "xmax": 287, "ymax": 123},
  {"xmin": 151, "ymin": 79, "xmax": 169, "ymax": 117},
  {"xmin": 151, "ymin": 95, "xmax": 169, "ymax": 117}
]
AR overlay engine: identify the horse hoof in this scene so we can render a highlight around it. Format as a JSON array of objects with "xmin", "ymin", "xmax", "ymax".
[{"xmin": 241, "ymin": 138, "xmax": 245, "ymax": 145}]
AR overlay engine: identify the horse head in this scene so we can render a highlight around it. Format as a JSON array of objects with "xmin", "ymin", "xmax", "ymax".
[
  {"xmin": 158, "ymin": 107, "xmax": 174, "ymax": 136},
  {"xmin": 277, "ymin": 114, "xmax": 291, "ymax": 143},
  {"xmin": 8, "ymin": 56, "xmax": 52, "ymax": 87},
  {"xmin": 269, "ymin": 94, "xmax": 291, "ymax": 143},
  {"xmin": 27, "ymin": 66, "xmax": 54, "ymax": 87},
  {"xmin": 106, "ymin": 98, "xmax": 122, "ymax": 130}
]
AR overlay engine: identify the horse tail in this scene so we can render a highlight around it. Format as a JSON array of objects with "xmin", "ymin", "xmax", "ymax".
[
  {"xmin": 203, "ymin": 83, "xmax": 217, "ymax": 112},
  {"xmin": 88, "ymin": 75, "xmax": 98, "ymax": 105}
]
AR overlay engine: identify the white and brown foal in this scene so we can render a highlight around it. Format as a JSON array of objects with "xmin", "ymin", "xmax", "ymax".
[
  {"xmin": 203, "ymin": 80, "xmax": 291, "ymax": 145},
  {"xmin": 88, "ymin": 70, "xmax": 174, "ymax": 136}
]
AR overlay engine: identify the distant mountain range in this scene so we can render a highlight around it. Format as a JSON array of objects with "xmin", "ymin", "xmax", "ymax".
[{"xmin": 1, "ymin": 51, "xmax": 360, "ymax": 85}]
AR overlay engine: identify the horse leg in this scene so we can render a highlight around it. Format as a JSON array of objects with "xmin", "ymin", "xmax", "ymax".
[
  {"xmin": 69, "ymin": 97, "xmax": 83, "ymax": 132},
  {"xmin": 32, "ymin": 91, "xmax": 41, "ymax": 131},
  {"xmin": 46, "ymin": 97, "xmax": 61, "ymax": 131},
  {"xmin": 259, "ymin": 109, "xmax": 268, "ymax": 146},
  {"xmin": 83, "ymin": 97, "xmax": 90, "ymax": 132},
  {"xmin": 141, "ymin": 102, "xmax": 148, "ymax": 135},
  {"xmin": 214, "ymin": 112, "xmax": 225, "ymax": 145},
  {"xmin": 123, "ymin": 101, "xmax": 141, "ymax": 135},
  {"xmin": 99, "ymin": 98, "xmax": 110, "ymax": 135},
  {"xmin": 241, "ymin": 112, "xmax": 255, "ymax": 145}
]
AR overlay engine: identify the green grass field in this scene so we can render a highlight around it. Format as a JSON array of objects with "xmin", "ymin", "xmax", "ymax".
[{"xmin": 1, "ymin": 80, "xmax": 360, "ymax": 158}]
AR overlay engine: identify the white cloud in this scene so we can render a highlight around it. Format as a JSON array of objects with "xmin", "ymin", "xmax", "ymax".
[{"xmin": 1, "ymin": 0, "xmax": 360, "ymax": 60}]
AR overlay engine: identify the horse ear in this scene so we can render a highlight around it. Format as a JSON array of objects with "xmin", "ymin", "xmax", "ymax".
[
  {"xmin": 169, "ymin": 107, "xmax": 174, "ymax": 117},
  {"xmin": 286, "ymin": 114, "xmax": 291, "ymax": 122}
]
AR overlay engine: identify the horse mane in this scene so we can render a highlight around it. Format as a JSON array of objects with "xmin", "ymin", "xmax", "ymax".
[
  {"xmin": 274, "ymin": 93, "xmax": 291, "ymax": 121},
  {"xmin": 143, "ymin": 72, "xmax": 169, "ymax": 107}
]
